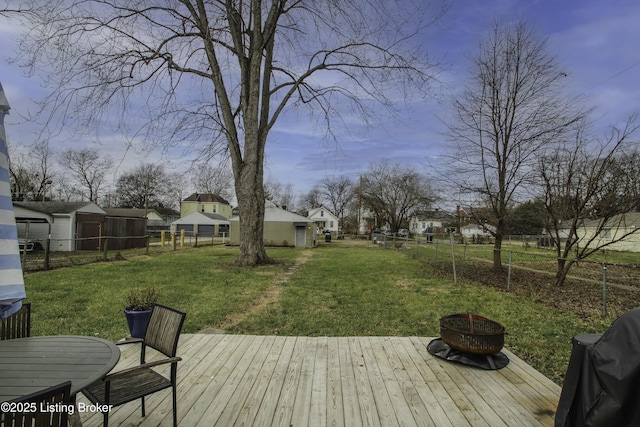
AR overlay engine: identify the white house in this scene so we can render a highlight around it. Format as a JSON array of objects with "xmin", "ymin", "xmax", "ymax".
[
  {"xmin": 576, "ymin": 213, "xmax": 640, "ymax": 252},
  {"xmin": 409, "ymin": 210, "xmax": 453, "ymax": 235},
  {"xmin": 307, "ymin": 206, "xmax": 339, "ymax": 234}
]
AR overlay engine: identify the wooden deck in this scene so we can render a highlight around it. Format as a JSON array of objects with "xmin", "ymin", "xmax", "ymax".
[{"xmin": 77, "ymin": 334, "xmax": 561, "ymax": 426}]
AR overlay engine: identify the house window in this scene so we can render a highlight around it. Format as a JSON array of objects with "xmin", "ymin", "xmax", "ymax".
[
  {"xmin": 201, "ymin": 206, "xmax": 205, "ymax": 213},
  {"xmin": 330, "ymin": 221, "xmax": 334, "ymax": 228},
  {"xmin": 321, "ymin": 210, "xmax": 324, "ymax": 217},
  {"xmin": 213, "ymin": 205, "xmax": 217, "ymax": 213}
]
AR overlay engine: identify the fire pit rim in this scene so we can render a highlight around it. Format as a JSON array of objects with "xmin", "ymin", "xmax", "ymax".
[{"xmin": 439, "ymin": 312, "xmax": 505, "ymax": 355}]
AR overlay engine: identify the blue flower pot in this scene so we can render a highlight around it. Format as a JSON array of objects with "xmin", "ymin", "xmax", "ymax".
[{"xmin": 124, "ymin": 309, "xmax": 152, "ymax": 338}]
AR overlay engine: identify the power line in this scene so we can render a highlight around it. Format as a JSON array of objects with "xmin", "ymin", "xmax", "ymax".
[{"xmin": 581, "ymin": 61, "xmax": 640, "ymax": 95}]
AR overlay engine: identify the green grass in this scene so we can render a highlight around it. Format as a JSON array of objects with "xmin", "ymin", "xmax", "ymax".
[{"xmin": 23, "ymin": 241, "xmax": 612, "ymax": 385}]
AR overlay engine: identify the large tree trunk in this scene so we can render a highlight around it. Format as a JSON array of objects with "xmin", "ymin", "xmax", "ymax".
[{"xmin": 234, "ymin": 162, "xmax": 270, "ymax": 267}]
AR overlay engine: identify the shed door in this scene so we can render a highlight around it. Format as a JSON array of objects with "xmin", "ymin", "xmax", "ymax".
[{"xmin": 295, "ymin": 226, "xmax": 306, "ymax": 248}]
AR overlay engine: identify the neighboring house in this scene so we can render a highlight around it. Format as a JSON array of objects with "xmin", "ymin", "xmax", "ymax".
[
  {"xmin": 308, "ymin": 206, "xmax": 339, "ymax": 234},
  {"xmin": 229, "ymin": 201, "xmax": 316, "ymax": 248},
  {"xmin": 460, "ymin": 223, "xmax": 494, "ymax": 242},
  {"xmin": 13, "ymin": 201, "xmax": 106, "ymax": 251},
  {"xmin": 358, "ymin": 207, "xmax": 375, "ymax": 234},
  {"xmin": 409, "ymin": 209, "xmax": 454, "ymax": 235},
  {"xmin": 171, "ymin": 212, "xmax": 230, "ymax": 237},
  {"xmin": 576, "ymin": 212, "xmax": 640, "ymax": 252},
  {"xmin": 181, "ymin": 193, "xmax": 233, "ymax": 218}
]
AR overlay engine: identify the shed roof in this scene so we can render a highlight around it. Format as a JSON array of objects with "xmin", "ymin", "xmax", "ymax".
[
  {"xmin": 104, "ymin": 208, "xmax": 147, "ymax": 218},
  {"xmin": 12, "ymin": 201, "xmax": 105, "ymax": 215},
  {"xmin": 230, "ymin": 201, "xmax": 312, "ymax": 224}
]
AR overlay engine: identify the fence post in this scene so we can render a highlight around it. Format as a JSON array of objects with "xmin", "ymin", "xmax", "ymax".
[
  {"xmin": 172, "ymin": 232, "xmax": 177, "ymax": 251},
  {"xmin": 461, "ymin": 244, "xmax": 467, "ymax": 276},
  {"xmin": 180, "ymin": 229, "xmax": 185, "ymax": 247},
  {"xmin": 507, "ymin": 251, "xmax": 513, "ymax": 291},
  {"xmin": 602, "ymin": 263, "xmax": 608, "ymax": 317},
  {"xmin": 102, "ymin": 236, "xmax": 109, "ymax": 261},
  {"xmin": 450, "ymin": 232, "xmax": 457, "ymax": 285},
  {"xmin": 145, "ymin": 234, "xmax": 150, "ymax": 255},
  {"xmin": 44, "ymin": 235, "xmax": 51, "ymax": 270},
  {"xmin": 434, "ymin": 241, "xmax": 439, "ymax": 263},
  {"xmin": 161, "ymin": 230, "xmax": 166, "ymax": 247}
]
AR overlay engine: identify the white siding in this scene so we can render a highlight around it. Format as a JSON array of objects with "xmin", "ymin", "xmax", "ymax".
[{"xmin": 51, "ymin": 214, "xmax": 74, "ymax": 251}]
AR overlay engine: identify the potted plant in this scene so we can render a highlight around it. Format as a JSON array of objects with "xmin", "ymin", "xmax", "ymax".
[{"xmin": 124, "ymin": 286, "xmax": 159, "ymax": 338}]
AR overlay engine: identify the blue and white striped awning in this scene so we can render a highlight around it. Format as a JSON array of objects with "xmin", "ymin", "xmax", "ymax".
[{"xmin": 0, "ymin": 82, "xmax": 26, "ymax": 318}]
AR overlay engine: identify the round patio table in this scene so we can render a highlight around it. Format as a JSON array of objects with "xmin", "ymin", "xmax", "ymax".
[{"xmin": 0, "ymin": 335, "xmax": 120, "ymax": 401}]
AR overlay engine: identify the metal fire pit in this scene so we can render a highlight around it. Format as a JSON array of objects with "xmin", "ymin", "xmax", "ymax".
[{"xmin": 440, "ymin": 313, "xmax": 505, "ymax": 355}]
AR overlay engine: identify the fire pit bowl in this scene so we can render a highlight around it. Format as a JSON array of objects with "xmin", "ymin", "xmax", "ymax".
[{"xmin": 440, "ymin": 313, "xmax": 505, "ymax": 355}]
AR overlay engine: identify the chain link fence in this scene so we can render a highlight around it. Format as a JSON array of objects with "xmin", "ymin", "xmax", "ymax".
[
  {"xmin": 19, "ymin": 230, "xmax": 229, "ymax": 273},
  {"xmin": 361, "ymin": 232, "xmax": 640, "ymax": 317}
]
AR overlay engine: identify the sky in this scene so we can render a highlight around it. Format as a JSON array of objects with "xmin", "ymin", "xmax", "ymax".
[{"xmin": 1, "ymin": 0, "xmax": 639, "ymax": 208}]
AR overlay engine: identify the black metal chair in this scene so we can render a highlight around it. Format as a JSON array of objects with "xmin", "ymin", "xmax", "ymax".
[
  {"xmin": 0, "ymin": 302, "xmax": 31, "ymax": 340},
  {"xmin": 82, "ymin": 303, "xmax": 186, "ymax": 427},
  {"xmin": 1, "ymin": 381, "xmax": 72, "ymax": 427}
]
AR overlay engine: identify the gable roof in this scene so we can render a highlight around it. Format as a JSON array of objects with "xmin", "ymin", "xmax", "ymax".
[
  {"xmin": 13, "ymin": 201, "xmax": 105, "ymax": 215},
  {"xmin": 172, "ymin": 211, "xmax": 229, "ymax": 225},
  {"xmin": 229, "ymin": 200, "xmax": 312, "ymax": 224},
  {"xmin": 182, "ymin": 193, "xmax": 230, "ymax": 205},
  {"xmin": 308, "ymin": 206, "xmax": 338, "ymax": 219},
  {"xmin": 581, "ymin": 212, "xmax": 640, "ymax": 229}
]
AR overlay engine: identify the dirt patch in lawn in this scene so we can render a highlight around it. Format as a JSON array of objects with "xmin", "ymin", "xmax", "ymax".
[{"xmin": 213, "ymin": 250, "xmax": 314, "ymax": 331}]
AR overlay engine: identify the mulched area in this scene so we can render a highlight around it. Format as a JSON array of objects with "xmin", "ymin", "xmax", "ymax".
[{"xmin": 439, "ymin": 260, "xmax": 640, "ymax": 321}]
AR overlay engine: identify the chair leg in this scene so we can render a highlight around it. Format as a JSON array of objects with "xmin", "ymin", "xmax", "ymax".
[
  {"xmin": 173, "ymin": 385, "xmax": 178, "ymax": 427},
  {"xmin": 103, "ymin": 410, "xmax": 109, "ymax": 427},
  {"xmin": 141, "ymin": 396, "xmax": 146, "ymax": 417}
]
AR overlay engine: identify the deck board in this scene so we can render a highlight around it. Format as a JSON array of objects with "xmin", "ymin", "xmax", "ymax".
[{"xmin": 77, "ymin": 334, "xmax": 561, "ymax": 426}]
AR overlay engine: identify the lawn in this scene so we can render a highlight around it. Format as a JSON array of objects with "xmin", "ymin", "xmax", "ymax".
[{"xmin": 23, "ymin": 240, "xmax": 613, "ymax": 385}]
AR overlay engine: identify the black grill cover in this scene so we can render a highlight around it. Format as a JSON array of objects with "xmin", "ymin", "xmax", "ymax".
[{"xmin": 555, "ymin": 307, "xmax": 640, "ymax": 427}]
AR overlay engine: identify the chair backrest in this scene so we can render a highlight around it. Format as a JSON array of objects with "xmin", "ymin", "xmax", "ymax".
[
  {"xmin": 144, "ymin": 303, "xmax": 186, "ymax": 357},
  {"xmin": 1, "ymin": 381, "xmax": 71, "ymax": 427},
  {"xmin": 0, "ymin": 303, "xmax": 31, "ymax": 340}
]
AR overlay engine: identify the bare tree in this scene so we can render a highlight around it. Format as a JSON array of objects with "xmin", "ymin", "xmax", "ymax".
[
  {"xmin": 8, "ymin": 141, "xmax": 55, "ymax": 201},
  {"xmin": 447, "ymin": 19, "xmax": 586, "ymax": 270},
  {"xmin": 264, "ymin": 178, "xmax": 296, "ymax": 210},
  {"xmin": 58, "ymin": 148, "xmax": 113, "ymax": 203},
  {"xmin": 16, "ymin": 0, "xmax": 444, "ymax": 266},
  {"xmin": 319, "ymin": 176, "xmax": 354, "ymax": 226},
  {"xmin": 191, "ymin": 161, "xmax": 234, "ymax": 202},
  {"xmin": 115, "ymin": 163, "xmax": 177, "ymax": 210},
  {"xmin": 300, "ymin": 186, "xmax": 323, "ymax": 211},
  {"xmin": 360, "ymin": 160, "xmax": 434, "ymax": 232},
  {"xmin": 540, "ymin": 115, "xmax": 640, "ymax": 286}
]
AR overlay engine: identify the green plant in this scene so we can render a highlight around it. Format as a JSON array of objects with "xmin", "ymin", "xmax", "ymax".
[{"xmin": 125, "ymin": 286, "xmax": 159, "ymax": 311}]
